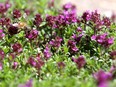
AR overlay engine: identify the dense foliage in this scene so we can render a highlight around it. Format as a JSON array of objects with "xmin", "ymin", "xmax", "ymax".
[{"xmin": 0, "ymin": 0, "xmax": 116, "ymax": 87}]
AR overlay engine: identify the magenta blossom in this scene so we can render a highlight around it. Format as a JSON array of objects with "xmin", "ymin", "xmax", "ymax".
[
  {"xmin": 91, "ymin": 33, "xmax": 114, "ymax": 47},
  {"xmin": 93, "ymin": 70, "xmax": 112, "ymax": 87},
  {"xmin": 0, "ymin": 29, "xmax": 5, "ymax": 39},
  {"xmin": 13, "ymin": 9, "xmax": 21, "ymax": 18},
  {"xmin": 0, "ymin": 49, "xmax": 5, "ymax": 60},
  {"xmin": 8, "ymin": 25, "xmax": 18, "ymax": 35},
  {"xmin": 18, "ymin": 79, "xmax": 33, "ymax": 87},
  {"xmin": 26, "ymin": 29, "xmax": 38, "ymax": 40},
  {"xmin": 0, "ymin": 62, "xmax": 3, "ymax": 70},
  {"xmin": 33, "ymin": 14, "xmax": 42, "ymax": 26},
  {"xmin": 50, "ymin": 36, "xmax": 62, "ymax": 48},
  {"xmin": 72, "ymin": 55, "xmax": 86, "ymax": 69},
  {"xmin": 43, "ymin": 46, "xmax": 52, "ymax": 60},
  {"xmin": 68, "ymin": 40, "xmax": 78, "ymax": 54},
  {"xmin": 12, "ymin": 43, "xmax": 23, "ymax": 54},
  {"xmin": 57, "ymin": 62, "xmax": 65, "ymax": 69},
  {"xmin": 12, "ymin": 62, "xmax": 18, "ymax": 69}
]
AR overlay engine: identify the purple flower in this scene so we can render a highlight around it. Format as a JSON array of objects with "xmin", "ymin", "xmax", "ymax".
[
  {"xmin": 63, "ymin": 3, "xmax": 76, "ymax": 11},
  {"xmin": 72, "ymin": 55, "xmax": 86, "ymax": 69},
  {"xmin": 12, "ymin": 62, "xmax": 18, "ymax": 69},
  {"xmin": 57, "ymin": 62, "xmax": 65, "ymax": 69},
  {"xmin": 68, "ymin": 40, "xmax": 78, "ymax": 54},
  {"xmin": 82, "ymin": 10, "xmax": 91, "ymax": 21},
  {"xmin": 13, "ymin": 9, "xmax": 21, "ymax": 18},
  {"xmin": 50, "ymin": 36, "xmax": 62, "ymax": 48},
  {"xmin": 109, "ymin": 51, "xmax": 116, "ymax": 59},
  {"xmin": 0, "ymin": 17, "xmax": 11, "ymax": 26},
  {"xmin": 48, "ymin": 0, "xmax": 54, "ymax": 8},
  {"xmin": 102, "ymin": 17, "xmax": 111, "ymax": 27},
  {"xmin": 18, "ymin": 79, "xmax": 33, "ymax": 87},
  {"xmin": 33, "ymin": 14, "xmax": 42, "ymax": 26},
  {"xmin": 0, "ymin": 1, "xmax": 11, "ymax": 14},
  {"xmin": 91, "ymin": 33, "xmax": 114, "ymax": 47},
  {"xmin": 12, "ymin": 43, "xmax": 22, "ymax": 54},
  {"xmin": 0, "ymin": 29, "xmax": 5, "ymax": 39},
  {"xmin": 27, "ymin": 55, "xmax": 44, "ymax": 70},
  {"xmin": 76, "ymin": 27, "xmax": 82, "ymax": 32},
  {"xmin": 0, "ymin": 62, "xmax": 3, "ymax": 70},
  {"xmin": 43, "ymin": 46, "xmax": 51, "ymax": 60},
  {"xmin": 27, "ymin": 56, "xmax": 36, "ymax": 67},
  {"xmin": 93, "ymin": 70, "xmax": 112, "ymax": 87},
  {"xmin": 0, "ymin": 49, "xmax": 5, "ymax": 60},
  {"xmin": 26, "ymin": 29, "xmax": 38, "ymax": 40},
  {"xmin": 8, "ymin": 25, "xmax": 18, "ymax": 35},
  {"xmin": 72, "ymin": 33, "xmax": 83, "ymax": 43}
]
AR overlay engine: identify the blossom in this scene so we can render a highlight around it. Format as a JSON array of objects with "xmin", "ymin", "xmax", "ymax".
[
  {"xmin": 63, "ymin": 3, "xmax": 76, "ymax": 11},
  {"xmin": 82, "ymin": 10, "xmax": 91, "ymax": 22},
  {"xmin": 43, "ymin": 46, "xmax": 51, "ymax": 60},
  {"xmin": 0, "ymin": 49, "xmax": 5, "ymax": 60},
  {"xmin": 26, "ymin": 29, "xmax": 38, "ymax": 40},
  {"xmin": 93, "ymin": 70, "xmax": 112, "ymax": 87},
  {"xmin": 68, "ymin": 40, "xmax": 78, "ymax": 54},
  {"xmin": 109, "ymin": 51, "xmax": 116, "ymax": 59},
  {"xmin": 18, "ymin": 79, "xmax": 33, "ymax": 87},
  {"xmin": 91, "ymin": 33, "xmax": 114, "ymax": 47},
  {"xmin": 12, "ymin": 43, "xmax": 23, "ymax": 53},
  {"xmin": 72, "ymin": 55, "xmax": 86, "ymax": 69},
  {"xmin": 50, "ymin": 36, "xmax": 62, "ymax": 47},
  {"xmin": 13, "ymin": 9, "xmax": 21, "ymax": 18},
  {"xmin": 12, "ymin": 62, "xmax": 18, "ymax": 69},
  {"xmin": 0, "ymin": 17, "xmax": 11, "ymax": 26},
  {"xmin": 8, "ymin": 25, "xmax": 18, "ymax": 35},
  {"xmin": 57, "ymin": 62, "xmax": 65, "ymax": 69},
  {"xmin": 0, "ymin": 29, "xmax": 5, "ymax": 39},
  {"xmin": 0, "ymin": 1, "xmax": 11, "ymax": 14},
  {"xmin": 33, "ymin": 14, "xmax": 42, "ymax": 26},
  {"xmin": 0, "ymin": 62, "xmax": 3, "ymax": 70},
  {"xmin": 102, "ymin": 17, "xmax": 111, "ymax": 27}
]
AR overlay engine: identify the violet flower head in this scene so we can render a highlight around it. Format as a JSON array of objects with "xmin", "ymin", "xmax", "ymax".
[
  {"xmin": 77, "ymin": 27, "xmax": 82, "ymax": 32},
  {"xmin": 63, "ymin": 3, "xmax": 76, "ymax": 11},
  {"xmin": 33, "ymin": 14, "xmax": 42, "ymax": 26},
  {"xmin": 12, "ymin": 43, "xmax": 23, "ymax": 53},
  {"xmin": 0, "ymin": 1, "xmax": 11, "ymax": 14},
  {"xmin": 43, "ymin": 46, "xmax": 51, "ymax": 60},
  {"xmin": 0, "ymin": 62, "xmax": 2, "ymax": 70},
  {"xmin": 57, "ymin": 62, "xmax": 65, "ymax": 69},
  {"xmin": 68, "ymin": 40, "xmax": 78, "ymax": 54},
  {"xmin": 13, "ymin": 9, "xmax": 21, "ymax": 18},
  {"xmin": 50, "ymin": 36, "xmax": 62, "ymax": 48},
  {"xmin": 0, "ymin": 17, "xmax": 11, "ymax": 26},
  {"xmin": 8, "ymin": 25, "xmax": 18, "ymax": 35},
  {"xmin": 27, "ymin": 56, "xmax": 36, "ymax": 67},
  {"xmin": 26, "ymin": 29, "xmax": 38, "ymax": 40},
  {"xmin": 72, "ymin": 33, "xmax": 83, "ymax": 43},
  {"xmin": 102, "ymin": 17, "xmax": 111, "ymax": 27},
  {"xmin": 93, "ymin": 70, "xmax": 112, "ymax": 87},
  {"xmin": 0, "ymin": 29, "xmax": 5, "ymax": 39},
  {"xmin": 72, "ymin": 55, "xmax": 86, "ymax": 69},
  {"xmin": 18, "ymin": 79, "xmax": 33, "ymax": 87},
  {"xmin": 109, "ymin": 51, "xmax": 116, "ymax": 59},
  {"xmin": 82, "ymin": 10, "xmax": 91, "ymax": 22},
  {"xmin": 12, "ymin": 61, "xmax": 18, "ymax": 69},
  {"xmin": 0, "ymin": 49, "xmax": 5, "ymax": 60},
  {"xmin": 48, "ymin": 0, "xmax": 54, "ymax": 8}
]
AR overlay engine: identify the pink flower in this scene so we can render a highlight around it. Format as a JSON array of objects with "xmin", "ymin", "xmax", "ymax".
[
  {"xmin": 0, "ymin": 29, "xmax": 5, "ymax": 39},
  {"xmin": 0, "ymin": 49, "xmax": 5, "ymax": 60},
  {"xmin": 12, "ymin": 43, "xmax": 22, "ymax": 54},
  {"xmin": 26, "ymin": 29, "xmax": 38, "ymax": 40},
  {"xmin": 72, "ymin": 55, "xmax": 86, "ymax": 69},
  {"xmin": 43, "ymin": 46, "xmax": 51, "ymax": 60}
]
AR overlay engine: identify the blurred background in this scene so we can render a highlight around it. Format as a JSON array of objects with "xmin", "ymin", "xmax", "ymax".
[{"xmin": 61, "ymin": 0, "xmax": 116, "ymax": 17}]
